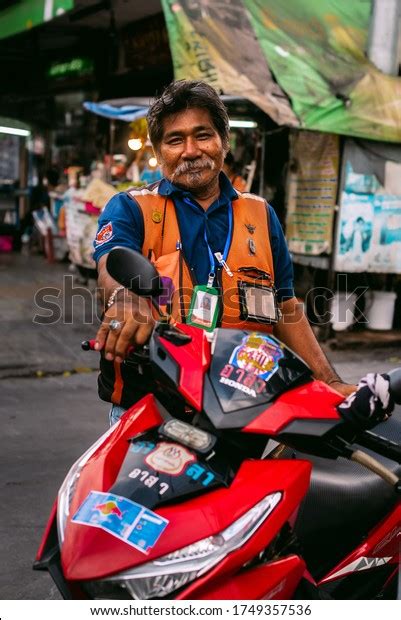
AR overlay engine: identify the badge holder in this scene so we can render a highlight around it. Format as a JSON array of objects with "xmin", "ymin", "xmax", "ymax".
[
  {"xmin": 238, "ymin": 281, "xmax": 280, "ymax": 324},
  {"xmin": 187, "ymin": 211, "xmax": 232, "ymax": 332},
  {"xmin": 187, "ymin": 278, "xmax": 220, "ymax": 332}
]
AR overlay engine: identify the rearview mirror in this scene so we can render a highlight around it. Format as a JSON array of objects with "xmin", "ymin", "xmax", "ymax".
[{"xmin": 106, "ymin": 247, "xmax": 163, "ymax": 297}]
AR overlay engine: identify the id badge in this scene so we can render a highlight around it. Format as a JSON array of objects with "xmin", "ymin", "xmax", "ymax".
[
  {"xmin": 238, "ymin": 281, "xmax": 280, "ymax": 324},
  {"xmin": 187, "ymin": 285, "xmax": 220, "ymax": 332}
]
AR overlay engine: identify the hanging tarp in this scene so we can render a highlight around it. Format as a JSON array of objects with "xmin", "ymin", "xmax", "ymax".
[
  {"xmin": 83, "ymin": 95, "xmax": 249, "ymax": 122},
  {"xmin": 83, "ymin": 102, "xmax": 148, "ymax": 123},
  {"xmin": 161, "ymin": 0, "xmax": 297, "ymax": 127},
  {"xmin": 161, "ymin": 0, "xmax": 401, "ymax": 143},
  {"xmin": 0, "ymin": 0, "xmax": 74, "ymax": 41}
]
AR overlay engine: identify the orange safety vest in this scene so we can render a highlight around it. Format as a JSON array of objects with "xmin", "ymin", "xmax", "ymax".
[{"xmin": 128, "ymin": 188, "xmax": 276, "ymax": 333}]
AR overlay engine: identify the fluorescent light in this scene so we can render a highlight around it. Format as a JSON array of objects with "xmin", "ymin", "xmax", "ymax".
[
  {"xmin": 0, "ymin": 126, "xmax": 30, "ymax": 137},
  {"xmin": 229, "ymin": 119, "xmax": 257, "ymax": 128}
]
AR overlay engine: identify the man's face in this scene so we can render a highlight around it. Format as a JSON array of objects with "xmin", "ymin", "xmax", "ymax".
[{"xmin": 156, "ymin": 107, "xmax": 227, "ymax": 192}]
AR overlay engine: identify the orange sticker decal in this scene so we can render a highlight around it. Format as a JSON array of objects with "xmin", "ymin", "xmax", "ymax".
[{"xmin": 145, "ymin": 442, "xmax": 196, "ymax": 476}]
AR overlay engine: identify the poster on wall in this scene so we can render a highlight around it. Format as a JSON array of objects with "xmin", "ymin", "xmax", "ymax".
[
  {"xmin": 285, "ymin": 131, "xmax": 339, "ymax": 255},
  {"xmin": 335, "ymin": 164, "xmax": 401, "ymax": 273}
]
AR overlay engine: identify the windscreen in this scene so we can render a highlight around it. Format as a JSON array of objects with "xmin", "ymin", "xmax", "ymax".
[{"xmin": 203, "ymin": 329, "xmax": 312, "ymax": 429}]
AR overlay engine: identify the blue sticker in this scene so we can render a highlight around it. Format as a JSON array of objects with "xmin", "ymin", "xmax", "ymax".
[
  {"xmin": 185, "ymin": 462, "xmax": 215, "ymax": 486},
  {"xmin": 72, "ymin": 491, "xmax": 169, "ymax": 554},
  {"xmin": 129, "ymin": 440, "xmax": 156, "ymax": 455}
]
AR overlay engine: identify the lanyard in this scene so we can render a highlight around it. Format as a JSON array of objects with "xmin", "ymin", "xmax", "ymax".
[
  {"xmin": 204, "ymin": 203, "xmax": 233, "ymax": 287},
  {"xmin": 182, "ymin": 196, "xmax": 233, "ymax": 288}
]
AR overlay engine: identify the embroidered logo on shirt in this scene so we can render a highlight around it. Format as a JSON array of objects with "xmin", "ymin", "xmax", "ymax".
[{"xmin": 95, "ymin": 222, "xmax": 113, "ymax": 246}]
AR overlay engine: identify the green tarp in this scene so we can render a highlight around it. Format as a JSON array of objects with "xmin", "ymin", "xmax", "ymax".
[
  {"xmin": 161, "ymin": 0, "xmax": 401, "ymax": 143},
  {"xmin": 0, "ymin": 0, "xmax": 74, "ymax": 40}
]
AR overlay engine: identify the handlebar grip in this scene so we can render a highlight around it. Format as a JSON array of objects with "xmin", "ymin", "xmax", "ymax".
[
  {"xmin": 81, "ymin": 340, "xmax": 136, "ymax": 355},
  {"xmin": 388, "ymin": 368, "xmax": 401, "ymax": 405},
  {"xmin": 81, "ymin": 339, "xmax": 97, "ymax": 351}
]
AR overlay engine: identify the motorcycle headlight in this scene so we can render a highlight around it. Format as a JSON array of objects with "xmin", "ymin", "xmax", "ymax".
[
  {"xmin": 57, "ymin": 421, "xmax": 120, "ymax": 546},
  {"xmin": 84, "ymin": 491, "xmax": 282, "ymax": 600}
]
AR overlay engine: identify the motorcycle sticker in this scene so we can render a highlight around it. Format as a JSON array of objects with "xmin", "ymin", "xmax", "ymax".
[
  {"xmin": 111, "ymin": 431, "xmax": 227, "ymax": 509},
  {"xmin": 72, "ymin": 490, "xmax": 168, "ymax": 554},
  {"xmin": 217, "ymin": 333, "xmax": 284, "ymax": 399},
  {"xmin": 126, "ymin": 462, "xmax": 215, "ymax": 496},
  {"xmin": 185, "ymin": 462, "xmax": 215, "ymax": 486},
  {"xmin": 229, "ymin": 333, "xmax": 284, "ymax": 381},
  {"xmin": 128, "ymin": 468, "xmax": 170, "ymax": 495},
  {"xmin": 145, "ymin": 442, "xmax": 196, "ymax": 475},
  {"xmin": 129, "ymin": 440, "xmax": 156, "ymax": 455}
]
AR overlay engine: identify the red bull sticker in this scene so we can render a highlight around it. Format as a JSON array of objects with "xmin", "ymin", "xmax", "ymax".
[
  {"xmin": 219, "ymin": 333, "xmax": 284, "ymax": 398},
  {"xmin": 72, "ymin": 491, "xmax": 168, "ymax": 554},
  {"xmin": 95, "ymin": 222, "xmax": 113, "ymax": 246},
  {"xmin": 145, "ymin": 442, "xmax": 196, "ymax": 476}
]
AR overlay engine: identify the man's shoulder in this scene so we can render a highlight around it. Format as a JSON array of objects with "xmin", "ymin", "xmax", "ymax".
[
  {"xmin": 235, "ymin": 190, "xmax": 266, "ymax": 204},
  {"xmin": 125, "ymin": 181, "xmax": 161, "ymax": 199}
]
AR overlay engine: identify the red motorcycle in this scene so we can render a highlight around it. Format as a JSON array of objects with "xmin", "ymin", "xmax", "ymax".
[{"xmin": 34, "ymin": 248, "xmax": 401, "ymax": 600}]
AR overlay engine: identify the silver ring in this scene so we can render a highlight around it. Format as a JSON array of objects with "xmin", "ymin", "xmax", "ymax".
[{"xmin": 109, "ymin": 319, "xmax": 123, "ymax": 332}]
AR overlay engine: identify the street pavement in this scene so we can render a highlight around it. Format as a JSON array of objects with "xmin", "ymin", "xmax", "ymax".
[{"xmin": 0, "ymin": 252, "xmax": 400, "ymax": 599}]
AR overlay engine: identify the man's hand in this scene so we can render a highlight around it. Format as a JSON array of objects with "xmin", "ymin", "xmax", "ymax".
[
  {"xmin": 338, "ymin": 373, "xmax": 394, "ymax": 429},
  {"xmin": 327, "ymin": 380, "xmax": 358, "ymax": 398},
  {"xmin": 95, "ymin": 294, "xmax": 155, "ymax": 362}
]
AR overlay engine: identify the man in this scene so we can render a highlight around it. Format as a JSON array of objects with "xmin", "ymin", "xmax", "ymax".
[{"xmin": 93, "ymin": 80, "xmax": 355, "ymax": 422}]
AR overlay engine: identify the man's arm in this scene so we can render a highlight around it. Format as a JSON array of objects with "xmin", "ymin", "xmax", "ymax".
[
  {"xmin": 95, "ymin": 254, "xmax": 154, "ymax": 362},
  {"xmin": 274, "ymin": 297, "xmax": 357, "ymax": 397}
]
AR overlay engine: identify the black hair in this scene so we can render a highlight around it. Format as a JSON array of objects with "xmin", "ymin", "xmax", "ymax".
[
  {"xmin": 224, "ymin": 152, "xmax": 235, "ymax": 167},
  {"xmin": 147, "ymin": 80, "xmax": 230, "ymax": 151}
]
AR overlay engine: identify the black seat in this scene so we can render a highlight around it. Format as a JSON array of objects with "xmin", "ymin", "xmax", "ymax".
[{"xmin": 287, "ymin": 407, "xmax": 401, "ymax": 577}]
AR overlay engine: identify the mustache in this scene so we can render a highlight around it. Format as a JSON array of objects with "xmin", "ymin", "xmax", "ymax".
[{"xmin": 171, "ymin": 157, "xmax": 215, "ymax": 180}]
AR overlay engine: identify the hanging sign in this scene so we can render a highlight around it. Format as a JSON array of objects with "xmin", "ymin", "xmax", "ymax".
[{"xmin": 286, "ymin": 131, "xmax": 339, "ymax": 255}]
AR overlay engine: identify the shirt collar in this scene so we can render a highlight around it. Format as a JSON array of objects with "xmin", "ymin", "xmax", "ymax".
[{"xmin": 158, "ymin": 171, "xmax": 238, "ymax": 204}]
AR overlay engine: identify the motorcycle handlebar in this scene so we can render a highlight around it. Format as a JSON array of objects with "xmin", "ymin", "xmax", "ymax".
[
  {"xmin": 81, "ymin": 339, "xmax": 97, "ymax": 351},
  {"xmin": 81, "ymin": 340, "xmax": 136, "ymax": 355},
  {"xmin": 359, "ymin": 429, "xmax": 401, "ymax": 465},
  {"xmin": 388, "ymin": 368, "xmax": 401, "ymax": 404}
]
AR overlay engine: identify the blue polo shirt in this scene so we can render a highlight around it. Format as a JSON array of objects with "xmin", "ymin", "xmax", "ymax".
[{"xmin": 93, "ymin": 174, "xmax": 294, "ymax": 301}]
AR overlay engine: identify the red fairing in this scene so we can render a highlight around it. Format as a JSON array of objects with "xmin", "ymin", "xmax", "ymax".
[
  {"xmin": 179, "ymin": 555, "xmax": 306, "ymax": 600},
  {"xmin": 320, "ymin": 504, "xmax": 401, "ymax": 584},
  {"xmin": 243, "ymin": 381, "xmax": 343, "ymax": 435},
  {"xmin": 62, "ymin": 456, "xmax": 311, "ymax": 581},
  {"xmin": 36, "ymin": 499, "xmax": 57, "ymax": 561},
  {"xmin": 159, "ymin": 324, "xmax": 211, "ymax": 410},
  {"xmin": 60, "ymin": 394, "xmax": 163, "ymax": 578}
]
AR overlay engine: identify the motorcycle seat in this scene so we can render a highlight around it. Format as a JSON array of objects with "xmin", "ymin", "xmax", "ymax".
[{"xmin": 289, "ymin": 407, "xmax": 401, "ymax": 577}]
